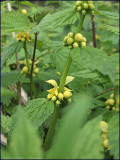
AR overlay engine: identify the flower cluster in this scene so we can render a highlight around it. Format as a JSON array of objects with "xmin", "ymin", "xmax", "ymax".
[
  {"xmin": 16, "ymin": 30, "xmax": 33, "ymax": 42},
  {"xmin": 63, "ymin": 32, "xmax": 87, "ymax": 49},
  {"xmin": 46, "ymin": 76, "xmax": 74, "ymax": 106},
  {"xmin": 21, "ymin": 59, "xmax": 39, "ymax": 77},
  {"xmin": 105, "ymin": 93, "xmax": 119, "ymax": 111},
  {"xmin": 21, "ymin": 9, "xmax": 27, "ymax": 14},
  {"xmin": 100, "ymin": 121, "xmax": 110, "ymax": 150},
  {"xmin": 73, "ymin": 1, "xmax": 95, "ymax": 15}
]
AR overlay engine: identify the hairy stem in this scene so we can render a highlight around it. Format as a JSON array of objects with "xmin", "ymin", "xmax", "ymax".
[
  {"xmin": 30, "ymin": 32, "xmax": 38, "ymax": 99},
  {"xmin": 94, "ymin": 88, "xmax": 115, "ymax": 98},
  {"xmin": 91, "ymin": 15, "xmax": 96, "ymax": 48},
  {"xmin": 43, "ymin": 14, "xmax": 85, "ymax": 151},
  {"xmin": 23, "ymin": 42, "xmax": 30, "ymax": 72}
]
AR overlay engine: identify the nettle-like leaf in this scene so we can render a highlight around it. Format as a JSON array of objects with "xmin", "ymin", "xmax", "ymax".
[
  {"xmin": 1, "ymin": 1, "xmax": 15, "ymax": 7},
  {"xmin": 1, "ymin": 39, "xmax": 23, "ymax": 66},
  {"xmin": 96, "ymin": 10, "xmax": 119, "ymax": 20},
  {"xmin": 1, "ymin": 71, "xmax": 22, "ymax": 87},
  {"xmin": 1, "ymin": 10, "xmax": 34, "ymax": 33},
  {"xmin": 103, "ymin": 25, "xmax": 119, "ymax": 35},
  {"xmin": 47, "ymin": 94, "xmax": 92, "ymax": 159},
  {"xmin": 71, "ymin": 47, "xmax": 115, "ymax": 82},
  {"xmin": 1, "ymin": 114, "xmax": 12, "ymax": 134},
  {"xmin": 1, "ymin": 87, "xmax": 16, "ymax": 106},
  {"xmin": 108, "ymin": 113, "xmax": 119, "ymax": 159},
  {"xmin": 24, "ymin": 98, "xmax": 54, "ymax": 128},
  {"xmin": 20, "ymin": 1, "xmax": 36, "ymax": 7},
  {"xmin": 30, "ymin": 9, "xmax": 78, "ymax": 34},
  {"xmin": 2, "ymin": 107, "xmax": 43, "ymax": 159}
]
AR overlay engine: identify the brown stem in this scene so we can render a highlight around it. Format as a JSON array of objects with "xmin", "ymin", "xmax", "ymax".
[
  {"xmin": 30, "ymin": 32, "xmax": 38, "ymax": 99},
  {"xmin": 93, "ymin": 88, "xmax": 115, "ymax": 98},
  {"xmin": 16, "ymin": 54, "xmax": 21, "ymax": 105},
  {"xmin": 34, "ymin": 52, "xmax": 50, "ymax": 62},
  {"xmin": 91, "ymin": 15, "xmax": 96, "ymax": 48}
]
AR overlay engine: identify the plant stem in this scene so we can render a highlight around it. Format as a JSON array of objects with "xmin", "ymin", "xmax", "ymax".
[
  {"xmin": 77, "ymin": 14, "xmax": 85, "ymax": 33},
  {"xmin": 23, "ymin": 42, "xmax": 30, "ymax": 72},
  {"xmin": 94, "ymin": 88, "xmax": 115, "ymax": 98},
  {"xmin": 43, "ymin": 14, "xmax": 85, "ymax": 151},
  {"xmin": 91, "ymin": 15, "xmax": 96, "ymax": 48},
  {"xmin": 30, "ymin": 32, "xmax": 38, "ymax": 99},
  {"xmin": 17, "ymin": 0, "xmax": 21, "ymax": 11},
  {"xmin": 43, "ymin": 105, "xmax": 60, "ymax": 151}
]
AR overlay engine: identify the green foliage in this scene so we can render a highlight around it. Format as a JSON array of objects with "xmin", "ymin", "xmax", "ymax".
[
  {"xmin": 30, "ymin": 9, "xmax": 78, "ymax": 34},
  {"xmin": 103, "ymin": 25, "xmax": 119, "ymax": 35},
  {"xmin": 108, "ymin": 113, "xmax": 119, "ymax": 159},
  {"xmin": 1, "ymin": 10, "xmax": 34, "ymax": 34},
  {"xmin": 96, "ymin": 11, "xmax": 119, "ymax": 20},
  {"xmin": 20, "ymin": 1, "xmax": 36, "ymax": 7},
  {"xmin": 1, "ymin": 114, "xmax": 12, "ymax": 134},
  {"xmin": 1, "ymin": 39, "xmax": 23, "ymax": 66},
  {"xmin": 1, "ymin": 87, "xmax": 16, "ymax": 106},
  {"xmin": 1, "ymin": 107, "xmax": 43, "ymax": 159},
  {"xmin": 25, "ymin": 98, "xmax": 54, "ymax": 128},
  {"xmin": 1, "ymin": 1, "xmax": 15, "ymax": 7},
  {"xmin": 47, "ymin": 94, "xmax": 103, "ymax": 159},
  {"xmin": 1, "ymin": 71, "xmax": 22, "ymax": 87}
]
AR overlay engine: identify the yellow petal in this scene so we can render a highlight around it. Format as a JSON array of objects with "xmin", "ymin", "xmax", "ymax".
[
  {"xmin": 64, "ymin": 87, "xmax": 72, "ymax": 92},
  {"xmin": 46, "ymin": 79, "xmax": 58, "ymax": 88},
  {"xmin": 46, "ymin": 89, "xmax": 52, "ymax": 93},
  {"xmin": 65, "ymin": 76, "xmax": 75, "ymax": 85},
  {"xmin": 55, "ymin": 89, "xmax": 58, "ymax": 96}
]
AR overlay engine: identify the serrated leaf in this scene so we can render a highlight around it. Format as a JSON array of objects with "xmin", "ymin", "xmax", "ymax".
[
  {"xmin": 20, "ymin": 1, "xmax": 36, "ymax": 7},
  {"xmin": 108, "ymin": 113, "xmax": 119, "ymax": 159},
  {"xmin": 30, "ymin": 9, "xmax": 77, "ymax": 34},
  {"xmin": 2, "ymin": 107, "xmax": 43, "ymax": 159},
  {"xmin": 1, "ymin": 1, "xmax": 15, "ymax": 7},
  {"xmin": 96, "ymin": 11, "xmax": 119, "ymax": 20},
  {"xmin": 70, "ymin": 116, "xmax": 103, "ymax": 159},
  {"xmin": 1, "ymin": 114, "xmax": 12, "ymax": 134},
  {"xmin": 1, "ymin": 71, "xmax": 22, "ymax": 87},
  {"xmin": 25, "ymin": 98, "xmax": 54, "ymax": 128},
  {"xmin": 1, "ymin": 87, "xmax": 16, "ymax": 106},
  {"xmin": 1, "ymin": 10, "xmax": 34, "ymax": 33},
  {"xmin": 71, "ymin": 47, "xmax": 115, "ymax": 82},
  {"xmin": 103, "ymin": 25, "xmax": 119, "ymax": 35},
  {"xmin": 1, "ymin": 39, "xmax": 23, "ymax": 66},
  {"xmin": 47, "ymin": 94, "xmax": 92, "ymax": 159}
]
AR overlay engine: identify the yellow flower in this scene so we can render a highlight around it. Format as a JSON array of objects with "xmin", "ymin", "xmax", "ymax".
[{"xmin": 100, "ymin": 121, "xmax": 108, "ymax": 132}]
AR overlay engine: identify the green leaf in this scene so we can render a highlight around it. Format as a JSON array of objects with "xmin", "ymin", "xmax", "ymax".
[
  {"xmin": 108, "ymin": 113, "xmax": 119, "ymax": 159},
  {"xmin": 96, "ymin": 11, "xmax": 119, "ymax": 20},
  {"xmin": 46, "ymin": 94, "xmax": 92, "ymax": 159},
  {"xmin": 1, "ymin": 114, "xmax": 12, "ymax": 134},
  {"xmin": 2, "ymin": 107, "xmax": 43, "ymax": 159},
  {"xmin": 70, "ymin": 116, "xmax": 103, "ymax": 159},
  {"xmin": 1, "ymin": 39, "xmax": 23, "ymax": 66},
  {"xmin": 20, "ymin": 1, "xmax": 36, "ymax": 7},
  {"xmin": 71, "ymin": 47, "xmax": 115, "ymax": 82},
  {"xmin": 103, "ymin": 25, "xmax": 119, "ymax": 35},
  {"xmin": 30, "ymin": 9, "xmax": 78, "ymax": 34},
  {"xmin": 1, "ymin": 87, "xmax": 16, "ymax": 106},
  {"xmin": 1, "ymin": 71, "xmax": 22, "ymax": 87},
  {"xmin": 25, "ymin": 98, "xmax": 54, "ymax": 128},
  {"xmin": 1, "ymin": 10, "xmax": 34, "ymax": 34},
  {"xmin": 1, "ymin": 1, "xmax": 15, "ymax": 7}
]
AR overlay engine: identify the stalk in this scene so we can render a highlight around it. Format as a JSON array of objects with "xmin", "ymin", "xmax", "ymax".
[
  {"xmin": 91, "ymin": 15, "xmax": 96, "ymax": 48},
  {"xmin": 23, "ymin": 42, "xmax": 30, "ymax": 72},
  {"xmin": 43, "ymin": 14, "xmax": 85, "ymax": 151}
]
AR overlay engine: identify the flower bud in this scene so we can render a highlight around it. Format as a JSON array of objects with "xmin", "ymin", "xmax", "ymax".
[
  {"xmin": 89, "ymin": 4, "xmax": 95, "ymax": 9},
  {"xmin": 21, "ymin": 38, "xmax": 25, "ymax": 42},
  {"xmin": 82, "ymin": 37, "xmax": 87, "ymax": 42},
  {"xmin": 47, "ymin": 94, "xmax": 51, "ymax": 99},
  {"xmin": 22, "ymin": 66, "xmax": 28, "ymax": 73},
  {"xmin": 56, "ymin": 100, "xmax": 61, "ymax": 105},
  {"xmin": 34, "ymin": 68, "xmax": 39, "ymax": 74},
  {"xmin": 82, "ymin": 10, "xmax": 86, "ymax": 15},
  {"xmin": 73, "ymin": 42, "xmax": 79, "ymax": 48},
  {"xmin": 103, "ymin": 138, "xmax": 109, "ymax": 149},
  {"xmin": 91, "ymin": 10, "xmax": 95, "ymax": 15},
  {"xmin": 110, "ymin": 93, "xmax": 114, "ymax": 99},
  {"xmin": 76, "ymin": 1, "xmax": 82, "ymax": 6},
  {"xmin": 83, "ymin": 3, "xmax": 88, "ymax": 9},
  {"xmin": 33, "ymin": 73, "xmax": 35, "ymax": 77},
  {"xmin": 75, "ymin": 33, "xmax": 83, "ymax": 42},
  {"xmin": 67, "ymin": 38, "xmax": 74, "ymax": 45},
  {"xmin": 117, "ymin": 96, "xmax": 119, "ymax": 106},
  {"xmin": 106, "ymin": 106, "xmax": 110, "ymax": 110},
  {"xmin": 102, "ymin": 132, "xmax": 107, "ymax": 139},
  {"xmin": 58, "ymin": 93, "xmax": 64, "ymax": 100},
  {"xmin": 64, "ymin": 91, "xmax": 71, "ymax": 99},
  {"xmin": 108, "ymin": 99, "xmax": 115, "ymax": 105},
  {"xmin": 112, "ymin": 107, "xmax": 116, "ymax": 110},
  {"xmin": 77, "ymin": 6, "xmax": 82, "ymax": 11},
  {"xmin": 100, "ymin": 121, "xmax": 108, "ymax": 132},
  {"xmin": 21, "ymin": 9, "xmax": 27, "ymax": 14},
  {"xmin": 68, "ymin": 32, "xmax": 74, "ymax": 38},
  {"xmin": 67, "ymin": 98, "xmax": 72, "ymax": 103},
  {"xmin": 52, "ymin": 96, "xmax": 56, "ymax": 101},
  {"xmin": 64, "ymin": 36, "xmax": 69, "ymax": 42},
  {"xmin": 68, "ymin": 45, "xmax": 73, "ymax": 49},
  {"xmin": 81, "ymin": 42, "xmax": 86, "ymax": 47}
]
